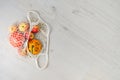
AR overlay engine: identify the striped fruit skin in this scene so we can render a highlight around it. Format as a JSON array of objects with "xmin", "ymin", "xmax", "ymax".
[{"xmin": 9, "ymin": 32, "xmax": 25, "ymax": 48}]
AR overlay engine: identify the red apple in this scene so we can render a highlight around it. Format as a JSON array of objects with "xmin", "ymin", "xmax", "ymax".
[{"xmin": 31, "ymin": 25, "xmax": 40, "ymax": 33}]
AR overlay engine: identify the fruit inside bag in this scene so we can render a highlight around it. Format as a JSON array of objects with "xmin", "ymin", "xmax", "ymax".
[{"xmin": 9, "ymin": 10, "xmax": 50, "ymax": 70}]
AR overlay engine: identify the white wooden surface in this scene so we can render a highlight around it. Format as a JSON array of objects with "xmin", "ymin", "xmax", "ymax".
[{"xmin": 0, "ymin": 0, "xmax": 120, "ymax": 80}]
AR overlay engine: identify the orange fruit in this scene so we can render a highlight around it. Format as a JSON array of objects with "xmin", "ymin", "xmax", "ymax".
[{"xmin": 28, "ymin": 39, "xmax": 42, "ymax": 55}]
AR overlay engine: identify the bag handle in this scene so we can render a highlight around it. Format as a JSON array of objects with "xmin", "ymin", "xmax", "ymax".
[{"xmin": 27, "ymin": 10, "xmax": 50, "ymax": 70}]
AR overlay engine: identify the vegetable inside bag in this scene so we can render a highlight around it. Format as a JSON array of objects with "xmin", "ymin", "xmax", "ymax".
[{"xmin": 9, "ymin": 10, "xmax": 50, "ymax": 70}]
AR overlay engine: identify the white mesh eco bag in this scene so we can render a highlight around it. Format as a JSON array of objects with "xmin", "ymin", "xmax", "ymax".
[
  {"xmin": 26, "ymin": 10, "xmax": 50, "ymax": 70},
  {"xmin": 9, "ymin": 10, "xmax": 50, "ymax": 70}
]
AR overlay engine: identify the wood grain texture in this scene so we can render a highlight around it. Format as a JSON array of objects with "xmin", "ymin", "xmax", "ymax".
[{"xmin": 0, "ymin": 0, "xmax": 120, "ymax": 80}]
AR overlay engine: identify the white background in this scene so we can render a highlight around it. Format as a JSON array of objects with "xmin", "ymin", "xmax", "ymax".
[{"xmin": 0, "ymin": 0, "xmax": 120, "ymax": 80}]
